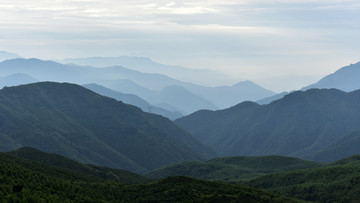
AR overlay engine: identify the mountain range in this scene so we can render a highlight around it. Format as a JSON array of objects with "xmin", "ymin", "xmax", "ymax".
[
  {"xmin": 175, "ymin": 88, "xmax": 360, "ymax": 161},
  {"xmin": 82, "ymin": 83, "xmax": 182, "ymax": 120},
  {"xmin": 256, "ymin": 61, "xmax": 360, "ymax": 105},
  {"xmin": 0, "ymin": 82, "xmax": 215, "ymax": 173},
  {"xmin": 0, "ymin": 58, "xmax": 275, "ymax": 114},
  {"xmin": 60, "ymin": 56, "xmax": 234, "ymax": 87}
]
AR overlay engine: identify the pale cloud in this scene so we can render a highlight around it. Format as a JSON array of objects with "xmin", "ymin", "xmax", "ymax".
[{"xmin": 1, "ymin": 0, "xmax": 360, "ymax": 91}]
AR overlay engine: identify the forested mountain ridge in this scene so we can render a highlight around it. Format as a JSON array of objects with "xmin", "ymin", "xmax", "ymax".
[
  {"xmin": 0, "ymin": 82, "xmax": 215, "ymax": 173},
  {"xmin": 0, "ymin": 148, "xmax": 296, "ymax": 202},
  {"xmin": 175, "ymin": 88, "xmax": 360, "ymax": 160}
]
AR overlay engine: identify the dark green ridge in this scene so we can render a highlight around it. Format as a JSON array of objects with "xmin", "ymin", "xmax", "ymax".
[
  {"xmin": 246, "ymin": 155, "xmax": 360, "ymax": 202},
  {"xmin": 0, "ymin": 150, "xmax": 299, "ymax": 202},
  {"xmin": 6, "ymin": 147, "xmax": 151, "ymax": 184},
  {"xmin": 147, "ymin": 155, "xmax": 322, "ymax": 182}
]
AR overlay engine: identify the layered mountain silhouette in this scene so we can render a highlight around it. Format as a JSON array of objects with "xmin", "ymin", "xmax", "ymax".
[
  {"xmin": 83, "ymin": 83, "xmax": 182, "ymax": 120},
  {"xmin": 0, "ymin": 58, "xmax": 275, "ymax": 114},
  {"xmin": 175, "ymin": 88, "xmax": 360, "ymax": 161},
  {"xmin": 303, "ymin": 61, "xmax": 360, "ymax": 91},
  {"xmin": 60, "ymin": 56, "xmax": 233, "ymax": 86},
  {"xmin": 0, "ymin": 82, "xmax": 215, "ymax": 173},
  {"xmin": 148, "ymin": 85, "xmax": 217, "ymax": 115}
]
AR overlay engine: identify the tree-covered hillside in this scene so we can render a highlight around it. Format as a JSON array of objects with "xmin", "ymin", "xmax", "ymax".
[
  {"xmin": 147, "ymin": 155, "xmax": 321, "ymax": 182},
  {"xmin": 247, "ymin": 156, "xmax": 360, "ymax": 202},
  {"xmin": 0, "ymin": 149, "xmax": 296, "ymax": 202}
]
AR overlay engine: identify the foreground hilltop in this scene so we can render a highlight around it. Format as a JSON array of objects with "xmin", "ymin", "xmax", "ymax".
[{"xmin": 0, "ymin": 82, "xmax": 215, "ymax": 173}]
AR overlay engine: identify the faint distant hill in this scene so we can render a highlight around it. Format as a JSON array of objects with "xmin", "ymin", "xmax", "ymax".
[
  {"xmin": 193, "ymin": 80, "xmax": 275, "ymax": 108},
  {"xmin": 256, "ymin": 91, "xmax": 289, "ymax": 105},
  {"xmin": 0, "ymin": 51, "xmax": 21, "ymax": 62},
  {"xmin": 0, "ymin": 58, "xmax": 275, "ymax": 113},
  {"xmin": 303, "ymin": 61, "xmax": 360, "ymax": 91},
  {"xmin": 148, "ymin": 85, "xmax": 218, "ymax": 115},
  {"xmin": 0, "ymin": 73, "xmax": 38, "ymax": 88},
  {"xmin": 83, "ymin": 83, "xmax": 182, "ymax": 120},
  {"xmin": 60, "ymin": 56, "xmax": 234, "ymax": 87}
]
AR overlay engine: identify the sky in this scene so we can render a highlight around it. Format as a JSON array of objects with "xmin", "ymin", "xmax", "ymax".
[{"xmin": 1, "ymin": 0, "xmax": 360, "ymax": 92}]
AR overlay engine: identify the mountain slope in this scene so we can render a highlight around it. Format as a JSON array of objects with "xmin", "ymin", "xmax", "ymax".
[
  {"xmin": 247, "ymin": 156, "xmax": 360, "ymax": 202},
  {"xmin": 83, "ymin": 83, "xmax": 182, "ymax": 120},
  {"xmin": 175, "ymin": 89, "xmax": 360, "ymax": 160},
  {"xmin": 147, "ymin": 155, "xmax": 321, "ymax": 182},
  {"xmin": 0, "ymin": 82, "xmax": 215, "ymax": 173},
  {"xmin": 310, "ymin": 130, "xmax": 360, "ymax": 163},
  {"xmin": 303, "ymin": 61, "xmax": 360, "ymax": 91},
  {"xmin": 7, "ymin": 147, "xmax": 151, "ymax": 184}
]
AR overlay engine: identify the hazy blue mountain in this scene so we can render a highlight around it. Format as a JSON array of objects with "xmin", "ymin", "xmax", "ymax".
[
  {"xmin": 60, "ymin": 56, "xmax": 235, "ymax": 87},
  {"xmin": 0, "ymin": 82, "xmax": 215, "ymax": 173},
  {"xmin": 0, "ymin": 58, "xmax": 275, "ymax": 112},
  {"xmin": 175, "ymin": 89, "xmax": 360, "ymax": 160},
  {"xmin": 0, "ymin": 73, "xmax": 38, "ymax": 88},
  {"xmin": 191, "ymin": 80, "xmax": 276, "ymax": 108},
  {"xmin": 310, "ymin": 130, "xmax": 360, "ymax": 163},
  {"xmin": 83, "ymin": 83, "xmax": 182, "ymax": 120},
  {"xmin": 148, "ymin": 85, "xmax": 217, "ymax": 115},
  {"xmin": 303, "ymin": 61, "xmax": 360, "ymax": 91},
  {"xmin": 256, "ymin": 91, "xmax": 289, "ymax": 105},
  {"xmin": 0, "ymin": 51, "xmax": 21, "ymax": 62}
]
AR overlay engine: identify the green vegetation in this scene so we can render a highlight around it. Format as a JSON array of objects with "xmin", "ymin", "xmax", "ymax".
[
  {"xmin": 176, "ymin": 89, "xmax": 360, "ymax": 161},
  {"xmin": 148, "ymin": 155, "xmax": 321, "ymax": 182},
  {"xmin": 246, "ymin": 157, "xmax": 360, "ymax": 202},
  {"xmin": 0, "ymin": 150, "xmax": 296, "ymax": 202},
  {"xmin": 0, "ymin": 82, "xmax": 215, "ymax": 173},
  {"xmin": 7, "ymin": 147, "xmax": 151, "ymax": 184}
]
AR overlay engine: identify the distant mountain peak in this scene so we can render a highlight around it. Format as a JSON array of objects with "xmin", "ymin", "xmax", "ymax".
[{"xmin": 302, "ymin": 61, "xmax": 360, "ymax": 92}]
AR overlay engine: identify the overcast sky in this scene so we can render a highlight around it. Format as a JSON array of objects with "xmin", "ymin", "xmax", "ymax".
[{"xmin": 1, "ymin": 0, "xmax": 360, "ymax": 91}]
